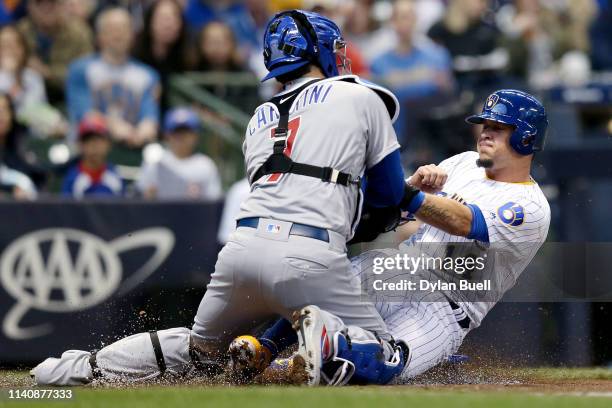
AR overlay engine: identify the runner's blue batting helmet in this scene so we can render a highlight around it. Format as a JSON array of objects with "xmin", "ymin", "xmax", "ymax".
[
  {"xmin": 466, "ymin": 90, "xmax": 548, "ymax": 155},
  {"xmin": 262, "ymin": 10, "xmax": 347, "ymax": 82}
]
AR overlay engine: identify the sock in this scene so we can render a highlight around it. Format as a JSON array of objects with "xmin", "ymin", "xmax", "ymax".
[{"xmin": 259, "ymin": 318, "xmax": 298, "ymax": 361}]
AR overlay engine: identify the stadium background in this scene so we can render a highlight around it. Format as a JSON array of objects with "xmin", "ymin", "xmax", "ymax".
[{"xmin": 0, "ymin": 0, "xmax": 610, "ymax": 370}]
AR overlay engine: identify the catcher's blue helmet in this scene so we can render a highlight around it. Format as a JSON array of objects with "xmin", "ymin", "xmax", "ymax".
[
  {"xmin": 262, "ymin": 10, "xmax": 347, "ymax": 82},
  {"xmin": 466, "ymin": 89, "xmax": 548, "ymax": 155}
]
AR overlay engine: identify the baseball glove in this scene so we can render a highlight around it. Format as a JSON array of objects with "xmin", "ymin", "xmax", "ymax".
[
  {"xmin": 348, "ymin": 204, "xmax": 403, "ymax": 245},
  {"xmin": 348, "ymin": 184, "xmax": 421, "ymax": 245}
]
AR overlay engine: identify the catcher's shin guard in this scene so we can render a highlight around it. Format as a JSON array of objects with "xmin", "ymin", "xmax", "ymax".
[
  {"xmin": 31, "ymin": 328, "xmax": 195, "ymax": 385},
  {"xmin": 321, "ymin": 331, "xmax": 408, "ymax": 385}
]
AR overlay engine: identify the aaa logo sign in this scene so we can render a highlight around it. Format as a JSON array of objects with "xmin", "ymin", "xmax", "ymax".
[{"xmin": 0, "ymin": 228, "xmax": 174, "ymax": 340}]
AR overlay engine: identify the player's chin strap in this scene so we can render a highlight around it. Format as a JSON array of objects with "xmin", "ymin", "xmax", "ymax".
[{"xmin": 251, "ymin": 78, "xmax": 361, "ymax": 188}]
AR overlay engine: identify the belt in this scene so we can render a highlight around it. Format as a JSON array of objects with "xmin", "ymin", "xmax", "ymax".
[
  {"xmin": 449, "ymin": 301, "xmax": 471, "ymax": 329},
  {"xmin": 237, "ymin": 217, "xmax": 330, "ymax": 243}
]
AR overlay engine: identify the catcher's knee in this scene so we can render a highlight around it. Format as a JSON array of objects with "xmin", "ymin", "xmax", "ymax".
[
  {"xmin": 188, "ymin": 333, "xmax": 227, "ymax": 377},
  {"xmin": 322, "ymin": 332, "xmax": 408, "ymax": 385}
]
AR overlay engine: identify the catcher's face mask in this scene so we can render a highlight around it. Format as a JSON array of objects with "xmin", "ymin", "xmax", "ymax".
[{"xmin": 334, "ymin": 39, "xmax": 352, "ymax": 75}]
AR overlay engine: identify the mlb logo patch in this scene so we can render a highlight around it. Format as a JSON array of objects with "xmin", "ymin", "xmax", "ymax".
[{"xmin": 266, "ymin": 223, "xmax": 281, "ymax": 234}]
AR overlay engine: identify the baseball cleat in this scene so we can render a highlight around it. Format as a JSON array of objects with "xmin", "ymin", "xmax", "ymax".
[
  {"xmin": 227, "ymin": 335, "xmax": 271, "ymax": 382},
  {"xmin": 254, "ymin": 353, "xmax": 309, "ymax": 385},
  {"xmin": 292, "ymin": 305, "xmax": 332, "ymax": 386}
]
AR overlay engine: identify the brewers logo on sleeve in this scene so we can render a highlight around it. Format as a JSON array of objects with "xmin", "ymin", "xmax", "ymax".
[{"xmin": 497, "ymin": 202, "xmax": 525, "ymax": 226}]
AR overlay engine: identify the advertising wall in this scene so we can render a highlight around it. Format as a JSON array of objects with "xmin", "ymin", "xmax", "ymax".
[{"xmin": 0, "ymin": 201, "xmax": 222, "ymax": 364}]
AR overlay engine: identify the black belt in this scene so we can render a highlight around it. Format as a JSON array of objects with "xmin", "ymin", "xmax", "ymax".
[
  {"xmin": 449, "ymin": 301, "xmax": 471, "ymax": 329},
  {"xmin": 237, "ymin": 217, "xmax": 329, "ymax": 242}
]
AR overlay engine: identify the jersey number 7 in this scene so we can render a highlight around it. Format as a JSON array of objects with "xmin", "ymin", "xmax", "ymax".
[{"xmin": 267, "ymin": 116, "xmax": 301, "ymax": 183}]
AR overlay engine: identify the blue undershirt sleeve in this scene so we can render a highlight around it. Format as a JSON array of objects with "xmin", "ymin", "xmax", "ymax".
[
  {"xmin": 364, "ymin": 149, "xmax": 405, "ymax": 207},
  {"xmin": 467, "ymin": 204, "xmax": 490, "ymax": 242}
]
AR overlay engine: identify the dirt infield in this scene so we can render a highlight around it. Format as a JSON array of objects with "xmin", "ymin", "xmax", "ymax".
[
  {"xmin": 408, "ymin": 360, "xmax": 612, "ymax": 392},
  {"xmin": 2, "ymin": 364, "xmax": 612, "ymax": 394}
]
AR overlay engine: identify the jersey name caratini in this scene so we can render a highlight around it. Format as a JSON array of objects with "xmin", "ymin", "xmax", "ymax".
[
  {"xmin": 238, "ymin": 76, "xmax": 400, "ymax": 240},
  {"xmin": 401, "ymin": 151, "xmax": 551, "ymax": 327}
]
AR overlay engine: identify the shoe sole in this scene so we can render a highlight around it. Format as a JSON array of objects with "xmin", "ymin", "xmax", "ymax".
[{"xmin": 292, "ymin": 306, "xmax": 325, "ymax": 386}]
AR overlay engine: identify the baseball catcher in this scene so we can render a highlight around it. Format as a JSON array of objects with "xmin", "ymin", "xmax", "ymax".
[{"xmin": 31, "ymin": 10, "xmax": 428, "ymax": 386}]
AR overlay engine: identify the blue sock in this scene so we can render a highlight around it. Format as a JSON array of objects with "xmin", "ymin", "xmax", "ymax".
[{"xmin": 259, "ymin": 318, "xmax": 297, "ymax": 360}]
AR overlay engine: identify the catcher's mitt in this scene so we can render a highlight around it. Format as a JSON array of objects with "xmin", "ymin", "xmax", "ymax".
[
  {"xmin": 348, "ymin": 205, "xmax": 403, "ymax": 245},
  {"xmin": 348, "ymin": 184, "xmax": 421, "ymax": 245}
]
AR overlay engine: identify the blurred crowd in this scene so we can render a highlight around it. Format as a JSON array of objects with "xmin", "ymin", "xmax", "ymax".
[{"xmin": 0, "ymin": 0, "xmax": 610, "ymax": 202}]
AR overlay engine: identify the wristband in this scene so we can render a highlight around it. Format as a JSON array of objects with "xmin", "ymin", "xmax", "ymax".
[
  {"xmin": 407, "ymin": 191, "xmax": 426, "ymax": 213},
  {"xmin": 399, "ymin": 184, "xmax": 425, "ymax": 213}
]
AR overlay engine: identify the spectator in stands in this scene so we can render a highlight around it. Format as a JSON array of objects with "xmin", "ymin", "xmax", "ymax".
[
  {"xmin": 343, "ymin": 0, "xmax": 395, "ymax": 64},
  {"xmin": 133, "ymin": 0, "xmax": 197, "ymax": 113},
  {"xmin": 371, "ymin": 0, "xmax": 454, "ymax": 145},
  {"xmin": 590, "ymin": 0, "xmax": 612, "ymax": 71},
  {"xmin": 305, "ymin": 0, "xmax": 370, "ymax": 77},
  {"xmin": 343, "ymin": 0, "xmax": 445, "ymax": 65},
  {"xmin": 196, "ymin": 20, "xmax": 258, "ymax": 105},
  {"xmin": 18, "ymin": 0, "xmax": 94, "ymax": 104},
  {"xmin": 0, "ymin": 25, "xmax": 46, "ymax": 115},
  {"xmin": 61, "ymin": 114, "xmax": 124, "ymax": 198},
  {"xmin": 66, "ymin": 7, "xmax": 160, "ymax": 148},
  {"xmin": 224, "ymin": 0, "xmax": 270, "ymax": 58},
  {"xmin": 137, "ymin": 107, "xmax": 222, "ymax": 200},
  {"xmin": 198, "ymin": 20, "xmax": 247, "ymax": 73},
  {"xmin": 90, "ymin": 0, "xmax": 155, "ymax": 33},
  {"xmin": 428, "ymin": 0, "xmax": 508, "ymax": 94},
  {"xmin": 0, "ymin": 25, "xmax": 66, "ymax": 138},
  {"xmin": 0, "ymin": 92, "xmax": 39, "ymax": 199},
  {"xmin": 183, "ymin": 0, "xmax": 256, "ymax": 37},
  {"xmin": 64, "ymin": 0, "xmax": 97, "ymax": 23},
  {"xmin": 497, "ymin": 0, "xmax": 597, "ymax": 88},
  {"xmin": 0, "ymin": 0, "xmax": 26, "ymax": 25}
]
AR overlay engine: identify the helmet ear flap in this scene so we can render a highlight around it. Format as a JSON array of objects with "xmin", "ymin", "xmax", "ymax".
[
  {"xmin": 510, "ymin": 127, "xmax": 535, "ymax": 155},
  {"xmin": 522, "ymin": 135, "xmax": 535, "ymax": 147}
]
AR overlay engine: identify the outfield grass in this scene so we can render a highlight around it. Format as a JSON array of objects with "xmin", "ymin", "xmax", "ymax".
[{"xmin": 1, "ymin": 368, "xmax": 611, "ymax": 408}]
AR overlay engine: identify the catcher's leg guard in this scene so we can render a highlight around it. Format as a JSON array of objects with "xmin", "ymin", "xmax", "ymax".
[
  {"xmin": 31, "ymin": 328, "xmax": 194, "ymax": 385},
  {"xmin": 321, "ymin": 331, "xmax": 408, "ymax": 385}
]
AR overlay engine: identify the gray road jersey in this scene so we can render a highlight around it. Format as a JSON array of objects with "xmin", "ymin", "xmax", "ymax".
[{"xmin": 238, "ymin": 75, "xmax": 400, "ymax": 240}]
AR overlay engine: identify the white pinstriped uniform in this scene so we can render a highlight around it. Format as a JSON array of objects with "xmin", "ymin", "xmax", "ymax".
[{"xmin": 352, "ymin": 151, "xmax": 550, "ymax": 380}]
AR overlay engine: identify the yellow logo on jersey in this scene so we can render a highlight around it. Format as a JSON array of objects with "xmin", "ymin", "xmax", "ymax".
[{"xmin": 497, "ymin": 202, "xmax": 525, "ymax": 226}]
